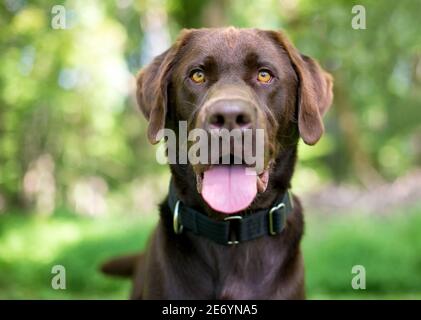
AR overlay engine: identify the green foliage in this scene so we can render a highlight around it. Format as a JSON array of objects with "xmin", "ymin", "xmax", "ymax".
[
  {"xmin": 1, "ymin": 0, "xmax": 421, "ymax": 212},
  {"xmin": 304, "ymin": 206, "xmax": 421, "ymax": 298},
  {"xmin": 289, "ymin": 0, "xmax": 421, "ymax": 182},
  {"xmin": 1, "ymin": 207, "xmax": 421, "ymax": 299},
  {"xmin": 0, "ymin": 212, "xmax": 157, "ymax": 298},
  {"xmin": 0, "ymin": 0, "xmax": 162, "ymax": 212}
]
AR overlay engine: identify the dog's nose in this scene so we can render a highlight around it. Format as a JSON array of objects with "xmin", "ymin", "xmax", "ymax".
[{"xmin": 207, "ymin": 99, "xmax": 254, "ymax": 130}]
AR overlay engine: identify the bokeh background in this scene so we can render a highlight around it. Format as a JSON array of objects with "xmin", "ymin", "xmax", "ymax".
[{"xmin": 1, "ymin": 0, "xmax": 421, "ymax": 299}]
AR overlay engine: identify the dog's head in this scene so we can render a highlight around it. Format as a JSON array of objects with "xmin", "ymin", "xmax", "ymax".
[{"xmin": 136, "ymin": 28, "xmax": 333, "ymax": 214}]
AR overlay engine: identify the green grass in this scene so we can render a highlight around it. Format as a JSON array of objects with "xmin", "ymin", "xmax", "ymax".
[
  {"xmin": 303, "ymin": 207, "xmax": 421, "ymax": 299},
  {"xmin": 0, "ymin": 213, "xmax": 157, "ymax": 299},
  {"xmin": 1, "ymin": 205, "xmax": 421, "ymax": 299}
]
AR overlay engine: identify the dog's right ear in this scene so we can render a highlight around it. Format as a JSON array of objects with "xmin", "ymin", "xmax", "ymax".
[{"xmin": 136, "ymin": 30, "xmax": 192, "ymax": 144}]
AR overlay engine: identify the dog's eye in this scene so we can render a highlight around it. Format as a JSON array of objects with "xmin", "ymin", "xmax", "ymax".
[
  {"xmin": 190, "ymin": 70, "xmax": 206, "ymax": 84},
  {"xmin": 257, "ymin": 69, "xmax": 272, "ymax": 83}
]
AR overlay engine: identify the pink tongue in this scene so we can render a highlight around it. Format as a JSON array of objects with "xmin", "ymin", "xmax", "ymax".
[{"xmin": 202, "ymin": 165, "xmax": 257, "ymax": 214}]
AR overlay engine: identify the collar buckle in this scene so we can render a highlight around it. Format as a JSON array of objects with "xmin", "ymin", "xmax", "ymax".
[
  {"xmin": 224, "ymin": 215, "xmax": 243, "ymax": 245},
  {"xmin": 269, "ymin": 202, "xmax": 286, "ymax": 235},
  {"xmin": 173, "ymin": 200, "xmax": 184, "ymax": 234}
]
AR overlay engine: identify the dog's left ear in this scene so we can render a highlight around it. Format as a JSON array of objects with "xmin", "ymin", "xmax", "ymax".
[{"xmin": 267, "ymin": 31, "xmax": 333, "ymax": 145}]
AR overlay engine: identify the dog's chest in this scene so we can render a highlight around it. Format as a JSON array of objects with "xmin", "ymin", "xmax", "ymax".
[{"xmin": 208, "ymin": 244, "xmax": 286, "ymax": 299}]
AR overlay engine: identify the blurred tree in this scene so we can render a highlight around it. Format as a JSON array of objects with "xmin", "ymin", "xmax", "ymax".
[
  {"xmin": 280, "ymin": 0, "xmax": 421, "ymax": 185},
  {"xmin": 0, "ymin": 0, "xmax": 420, "ymax": 214}
]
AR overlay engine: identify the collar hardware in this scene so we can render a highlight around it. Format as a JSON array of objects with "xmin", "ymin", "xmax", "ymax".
[
  {"xmin": 269, "ymin": 202, "xmax": 286, "ymax": 236},
  {"xmin": 173, "ymin": 200, "xmax": 184, "ymax": 234},
  {"xmin": 224, "ymin": 215, "xmax": 243, "ymax": 245},
  {"xmin": 167, "ymin": 180, "xmax": 293, "ymax": 246}
]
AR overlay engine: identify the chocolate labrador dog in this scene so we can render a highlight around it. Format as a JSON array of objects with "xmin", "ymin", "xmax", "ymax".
[{"xmin": 102, "ymin": 27, "xmax": 333, "ymax": 299}]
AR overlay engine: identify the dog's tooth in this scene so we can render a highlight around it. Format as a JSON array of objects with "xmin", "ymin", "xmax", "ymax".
[
  {"xmin": 196, "ymin": 174, "xmax": 203, "ymax": 193},
  {"xmin": 257, "ymin": 169, "xmax": 269, "ymax": 193}
]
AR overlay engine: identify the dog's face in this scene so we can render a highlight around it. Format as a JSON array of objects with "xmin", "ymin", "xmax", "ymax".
[{"xmin": 136, "ymin": 28, "xmax": 333, "ymax": 214}]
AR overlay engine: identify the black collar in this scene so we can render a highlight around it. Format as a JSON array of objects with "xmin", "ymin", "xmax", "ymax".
[{"xmin": 167, "ymin": 181, "xmax": 294, "ymax": 246}]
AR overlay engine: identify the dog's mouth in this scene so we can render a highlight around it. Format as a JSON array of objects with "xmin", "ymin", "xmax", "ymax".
[{"xmin": 195, "ymin": 161, "xmax": 270, "ymax": 214}]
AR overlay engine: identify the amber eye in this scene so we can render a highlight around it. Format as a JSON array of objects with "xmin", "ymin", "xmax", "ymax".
[
  {"xmin": 257, "ymin": 70, "xmax": 272, "ymax": 83},
  {"xmin": 190, "ymin": 70, "xmax": 205, "ymax": 83}
]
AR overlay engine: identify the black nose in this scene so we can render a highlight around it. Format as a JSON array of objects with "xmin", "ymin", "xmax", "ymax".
[{"xmin": 207, "ymin": 99, "xmax": 254, "ymax": 130}]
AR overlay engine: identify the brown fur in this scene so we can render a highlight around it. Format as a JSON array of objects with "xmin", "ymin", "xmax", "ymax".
[{"xmin": 102, "ymin": 28, "xmax": 333, "ymax": 299}]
